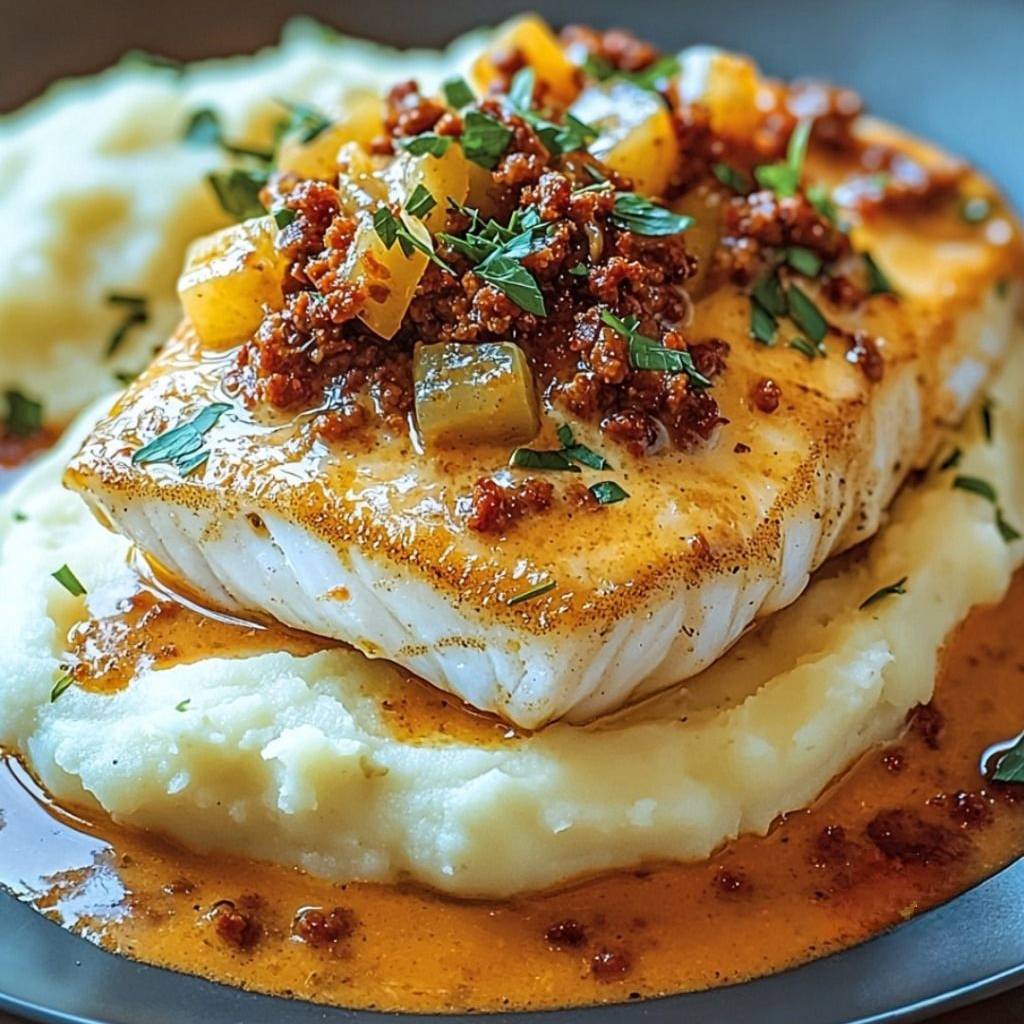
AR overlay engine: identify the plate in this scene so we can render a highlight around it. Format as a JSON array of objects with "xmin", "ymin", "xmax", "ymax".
[{"xmin": 1, "ymin": 0, "xmax": 1021, "ymax": 1020}]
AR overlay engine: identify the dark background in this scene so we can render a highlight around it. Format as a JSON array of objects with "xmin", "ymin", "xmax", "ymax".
[{"xmin": 1, "ymin": 1, "xmax": 1022, "ymax": 1021}]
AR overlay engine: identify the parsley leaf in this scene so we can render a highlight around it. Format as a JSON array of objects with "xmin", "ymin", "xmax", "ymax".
[
  {"xmin": 937, "ymin": 446, "xmax": 963, "ymax": 471},
  {"xmin": 184, "ymin": 107, "xmax": 273, "ymax": 161},
  {"xmin": 993, "ymin": 735, "xmax": 1024, "ymax": 783},
  {"xmin": 51, "ymin": 564, "xmax": 86, "ymax": 597},
  {"xmin": 273, "ymin": 207, "xmax": 297, "ymax": 229},
  {"xmin": 401, "ymin": 134, "xmax": 453, "ymax": 158},
  {"xmin": 863, "ymin": 252, "xmax": 896, "ymax": 296},
  {"xmin": 997, "ymin": 508, "xmax": 1022, "ymax": 543},
  {"xmin": 50, "ymin": 673, "xmax": 75, "ymax": 703},
  {"xmin": 3, "ymin": 390, "xmax": 43, "ymax": 437},
  {"xmin": 754, "ymin": 118, "xmax": 812, "ymax": 198},
  {"xmin": 405, "ymin": 184, "xmax": 437, "ymax": 220},
  {"xmin": 589, "ymin": 480, "xmax": 629, "ymax": 504},
  {"xmin": 477, "ymin": 253, "xmax": 547, "ymax": 315},
  {"xmin": 952, "ymin": 475, "xmax": 997, "ymax": 503},
  {"xmin": 507, "ymin": 68, "xmax": 598, "ymax": 156},
  {"xmin": 133, "ymin": 403, "xmax": 231, "ymax": 476},
  {"xmin": 786, "ymin": 284, "xmax": 828, "ymax": 344},
  {"xmin": 785, "ymin": 246, "xmax": 823, "ymax": 278},
  {"xmin": 442, "ymin": 76, "xmax": 475, "ymax": 109},
  {"xmin": 981, "ymin": 397, "xmax": 994, "ymax": 443},
  {"xmin": 807, "ymin": 184, "xmax": 840, "ymax": 226},
  {"xmin": 507, "ymin": 579, "xmax": 556, "ymax": 606},
  {"xmin": 175, "ymin": 698, "xmax": 192, "ymax": 712},
  {"xmin": 750, "ymin": 301, "xmax": 778, "ymax": 345},
  {"xmin": 752, "ymin": 271, "xmax": 786, "ymax": 317},
  {"xmin": 556, "ymin": 423, "xmax": 611, "ymax": 469},
  {"xmin": 105, "ymin": 293, "xmax": 149, "ymax": 357},
  {"xmin": 373, "ymin": 208, "xmax": 454, "ymax": 275},
  {"xmin": 207, "ymin": 169, "xmax": 269, "ymax": 221},
  {"xmin": 275, "ymin": 99, "xmax": 332, "ymax": 145},
  {"xmin": 601, "ymin": 309, "xmax": 712, "ymax": 389},
  {"xmin": 509, "ymin": 448, "xmax": 581, "ymax": 472},
  {"xmin": 859, "ymin": 576, "xmax": 908, "ymax": 609},
  {"xmin": 460, "ymin": 110, "xmax": 513, "ymax": 169},
  {"xmin": 609, "ymin": 193, "xmax": 693, "ymax": 236},
  {"xmin": 713, "ymin": 162, "xmax": 750, "ymax": 195},
  {"xmin": 569, "ymin": 262, "xmax": 589, "ymax": 277},
  {"xmin": 789, "ymin": 337, "xmax": 825, "ymax": 360}
]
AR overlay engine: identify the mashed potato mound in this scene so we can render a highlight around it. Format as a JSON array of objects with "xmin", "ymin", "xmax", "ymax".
[
  {"xmin": 0, "ymin": 21, "xmax": 486, "ymax": 422},
  {"xmin": 1, "ymin": 347, "xmax": 1021, "ymax": 897}
]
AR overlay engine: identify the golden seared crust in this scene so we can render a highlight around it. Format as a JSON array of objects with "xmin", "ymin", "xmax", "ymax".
[{"xmin": 66, "ymin": 124, "xmax": 1023, "ymax": 639}]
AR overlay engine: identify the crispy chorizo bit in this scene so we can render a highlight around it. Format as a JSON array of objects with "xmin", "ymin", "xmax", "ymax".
[
  {"xmin": 865, "ymin": 810, "xmax": 968, "ymax": 866},
  {"xmin": 845, "ymin": 331, "xmax": 884, "ymax": 382},
  {"xmin": 210, "ymin": 899, "xmax": 262, "ymax": 950},
  {"xmin": 751, "ymin": 377, "xmax": 782, "ymax": 413},
  {"xmin": 712, "ymin": 867, "xmax": 751, "ymax": 897},
  {"xmin": 292, "ymin": 906, "xmax": 357, "ymax": 947},
  {"xmin": 467, "ymin": 476, "xmax": 554, "ymax": 533},
  {"xmin": 590, "ymin": 948, "xmax": 632, "ymax": 981},
  {"xmin": 545, "ymin": 918, "xmax": 588, "ymax": 948}
]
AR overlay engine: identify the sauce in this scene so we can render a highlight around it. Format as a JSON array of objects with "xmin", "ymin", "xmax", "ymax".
[{"xmin": 1, "ymin": 572, "xmax": 1022, "ymax": 1012}]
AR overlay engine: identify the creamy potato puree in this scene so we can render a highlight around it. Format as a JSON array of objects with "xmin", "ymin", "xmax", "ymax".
[
  {"xmin": 1, "ymin": 344, "xmax": 1021, "ymax": 897},
  {"xmin": 0, "ymin": 21, "xmax": 486, "ymax": 422}
]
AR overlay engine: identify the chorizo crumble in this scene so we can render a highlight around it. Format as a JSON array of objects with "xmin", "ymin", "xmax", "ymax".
[{"xmin": 212, "ymin": 21, "xmax": 965, "ymax": 534}]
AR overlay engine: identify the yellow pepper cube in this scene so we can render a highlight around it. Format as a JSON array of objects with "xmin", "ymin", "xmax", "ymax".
[
  {"xmin": 413, "ymin": 341, "xmax": 540, "ymax": 447},
  {"xmin": 571, "ymin": 81, "xmax": 679, "ymax": 198},
  {"xmin": 177, "ymin": 216, "xmax": 288, "ymax": 349},
  {"xmin": 276, "ymin": 92, "xmax": 384, "ymax": 181},
  {"xmin": 472, "ymin": 15, "xmax": 579, "ymax": 106},
  {"xmin": 676, "ymin": 46, "xmax": 763, "ymax": 139}
]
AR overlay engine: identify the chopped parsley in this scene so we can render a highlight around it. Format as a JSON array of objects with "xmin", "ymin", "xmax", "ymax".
[
  {"xmin": 442, "ymin": 76, "xmax": 475, "ymax": 109},
  {"xmin": 175, "ymin": 698, "xmax": 192, "ymax": 712},
  {"xmin": 275, "ymin": 99, "xmax": 332, "ymax": 145},
  {"xmin": 460, "ymin": 110, "xmax": 514, "ymax": 169},
  {"xmin": 753, "ymin": 271, "xmax": 786, "ymax": 317},
  {"xmin": 863, "ymin": 252, "xmax": 896, "ymax": 296},
  {"xmin": 992, "ymin": 734, "xmax": 1024, "ymax": 784},
  {"xmin": 713, "ymin": 162, "xmax": 750, "ymax": 195},
  {"xmin": 569, "ymin": 262, "xmax": 589, "ymax": 277},
  {"xmin": 589, "ymin": 480, "xmax": 629, "ymax": 504},
  {"xmin": 600, "ymin": 309, "xmax": 712, "ymax": 389},
  {"xmin": 206, "ymin": 168, "xmax": 269, "ymax": 222},
  {"xmin": 506, "ymin": 69, "xmax": 598, "ymax": 156},
  {"xmin": 754, "ymin": 118, "xmax": 812, "ymax": 198},
  {"xmin": 937, "ymin": 446, "xmax": 963, "ymax": 471},
  {"xmin": 105, "ymin": 292, "xmax": 149, "ymax": 357},
  {"xmin": 401, "ymin": 134, "xmax": 453, "ymax": 158},
  {"xmin": 751, "ymin": 301, "xmax": 778, "ymax": 345},
  {"xmin": 120, "ymin": 50, "xmax": 185, "ymax": 74},
  {"xmin": 981, "ymin": 397, "xmax": 994, "ymax": 442},
  {"xmin": 507, "ymin": 578, "xmax": 556, "ymax": 606},
  {"xmin": 404, "ymin": 184, "xmax": 437, "ymax": 220},
  {"xmin": 786, "ymin": 284, "xmax": 828, "ymax": 344},
  {"xmin": 582, "ymin": 53, "xmax": 681, "ymax": 92},
  {"xmin": 509, "ymin": 448, "xmax": 581, "ymax": 472},
  {"xmin": 784, "ymin": 246, "xmax": 823, "ymax": 278},
  {"xmin": 997, "ymin": 508, "xmax": 1022, "ymax": 543},
  {"xmin": 50, "ymin": 673, "xmax": 75, "ymax": 703},
  {"xmin": 51, "ymin": 564, "xmax": 86, "ymax": 597},
  {"xmin": 952, "ymin": 475, "xmax": 997, "ymax": 502},
  {"xmin": 859, "ymin": 576, "xmax": 908, "ymax": 610},
  {"xmin": 184, "ymin": 107, "xmax": 273, "ymax": 161},
  {"xmin": 273, "ymin": 207, "xmax": 297, "ymax": 229},
  {"xmin": 789, "ymin": 337, "xmax": 826, "ymax": 360},
  {"xmin": 373, "ymin": 207, "xmax": 453, "ymax": 275},
  {"xmin": 3, "ymin": 390, "xmax": 43, "ymax": 437},
  {"xmin": 959, "ymin": 196, "xmax": 992, "ymax": 224},
  {"xmin": 557, "ymin": 423, "xmax": 611, "ymax": 470},
  {"xmin": 132, "ymin": 402, "xmax": 231, "ymax": 476},
  {"xmin": 806, "ymin": 183, "xmax": 839, "ymax": 225},
  {"xmin": 609, "ymin": 193, "xmax": 693, "ymax": 236},
  {"xmin": 438, "ymin": 205, "xmax": 551, "ymax": 314}
]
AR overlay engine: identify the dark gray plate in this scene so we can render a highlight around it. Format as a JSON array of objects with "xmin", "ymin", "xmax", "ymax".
[{"xmin": 1, "ymin": 1, "xmax": 1022, "ymax": 1021}]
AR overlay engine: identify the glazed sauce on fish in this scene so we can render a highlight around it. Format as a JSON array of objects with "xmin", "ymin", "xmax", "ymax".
[{"xmin": 1, "ymin": 566, "xmax": 1022, "ymax": 1012}]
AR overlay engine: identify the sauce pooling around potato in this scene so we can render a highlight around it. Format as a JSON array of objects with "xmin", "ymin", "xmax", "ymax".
[{"xmin": 1, "ymin": 572, "xmax": 1022, "ymax": 1013}]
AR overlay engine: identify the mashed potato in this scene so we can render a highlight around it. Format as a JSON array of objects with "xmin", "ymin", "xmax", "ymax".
[
  {"xmin": 1, "ymin": 346, "xmax": 1020, "ymax": 897},
  {"xmin": 0, "ymin": 21, "xmax": 486, "ymax": 422}
]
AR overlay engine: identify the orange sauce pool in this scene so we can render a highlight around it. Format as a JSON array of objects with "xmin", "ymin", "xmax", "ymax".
[{"xmin": 1, "ymin": 564, "xmax": 1023, "ymax": 1012}]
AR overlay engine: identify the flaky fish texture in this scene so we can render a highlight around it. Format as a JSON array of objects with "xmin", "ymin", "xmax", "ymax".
[{"xmin": 67, "ymin": 124, "xmax": 1022, "ymax": 728}]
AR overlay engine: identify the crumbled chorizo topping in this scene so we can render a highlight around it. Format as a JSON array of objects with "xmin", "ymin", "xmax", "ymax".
[{"xmin": 467, "ymin": 476, "xmax": 554, "ymax": 534}]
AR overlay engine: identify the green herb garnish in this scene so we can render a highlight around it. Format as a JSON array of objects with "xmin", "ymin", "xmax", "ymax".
[
  {"xmin": 460, "ymin": 110, "xmax": 513, "ymax": 169},
  {"xmin": 807, "ymin": 183, "xmax": 839, "ymax": 225},
  {"xmin": 401, "ymin": 134, "xmax": 453, "ymax": 158},
  {"xmin": 785, "ymin": 246, "xmax": 823, "ymax": 278},
  {"xmin": 582, "ymin": 53, "xmax": 680, "ymax": 92},
  {"xmin": 184, "ymin": 108, "xmax": 273, "ymax": 161},
  {"xmin": 507, "ymin": 578, "xmax": 556, "ymax": 606},
  {"xmin": 276, "ymin": 99, "xmax": 332, "ymax": 145},
  {"xmin": 506, "ymin": 69, "xmax": 598, "ymax": 156},
  {"xmin": 997, "ymin": 508, "xmax": 1022, "ymax": 543},
  {"xmin": 992, "ymin": 735, "xmax": 1024, "ymax": 783},
  {"xmin": 981, "ymin": 397, "xmax": 994, "ymax": 443},
  {"xmin": 937, "ymin": 446, "xmax": 962, "ymax": 471},
  {"xmin": 859, "ymin": 576, "xmax": 908, "ymax": 609},
  {"xmin": 273, "ymin": 207, "xmax": 297, "ymax": 229},
  {"xmin": 206, "ymin": 169, "xmax": 269, "ymax": 221},
  {"xmin": 50, "ymin": 673, "xmax": 75, "ymax": 703},
  {"xmin": 863, "ymin": 252, "xmax": 896, "ymax": 296},
  {"xmin": 712, "ymin": 163, "xmax": 750, "ymax": 195},
  {"xmin": 442, "ymin": 76, "xmax": 475, "ymax": 109},
  {"xmin": 3, "ymin": 390, "xmax": 43, "ymax": 437},
  {"xmin": 175, "ymin": 698, "xmax": 191, "ymax": 712},
  {"xmin": 405, "ymin": 184, "xmax": 437, "ymax": 220},
  {"xmin": 789, "ymin": 337, "xmax": 825, "ymax": 360},
  {"xmin": 105, "ymin": 292, "xmax": 149, "ymax": 357},
  {"xmin": 132, "ymin": 403, "xmax": 231, "ymax": 476},
  {"xmin": 51, "ymin": 564, "xmax": 86, "ymax": 597},
  {"xmin": 569, "ymin": 262, "xmax": 589, "ymax": 277},
  {"xmin": 557, "ymin": 423, "xmax": 611, "ymax": 469},
  {"xmin": 509, "ymin": 448, "xmax": 581, "ymax": 472},
  {"xmin": 589, "ymin": 481, "xmax": 629, "ymax": 504},
  {"xmin": 753, "ymin": 271, "xmax": 786, "ymax": 316},
  {"xmin": 373, "ymin": 207, "xmax": 454, "ymax": 275},
  {"xmin": 751, "ymin": 301, "xmax": 777, "ymax": 345},
  {"xmin": 601, "ymin": 310, "xmax": 712, "ymax": 389},
  {"xmin": 952, "ymin": 475, "xmax": 997, "ymax": 502},
  {"xmin": 609, "ymin": 193, "xmax": 693, "ymax": 236},
  {"xmin": 754, "ymin": 118, "xmax": 812, "ymax": 198},
  {"xmin": 120, "ymin": 50, "xmax": 185, "ymax": 74},
  {"xmin": 786, "ymin": 284, "xmax": 828, "ymax": 344}
]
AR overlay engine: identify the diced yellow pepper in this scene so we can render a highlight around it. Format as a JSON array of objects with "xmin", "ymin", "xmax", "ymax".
[
  {"xmin": 672, "ymin": 184, "xmax": 723, "ymax": 298},
  {"xmin": 276, "ymin": 92, "xmax": 384, "ymax": 180},
  {"xmin": 472, "ymin": 14, "xmax": 578, "ymax": 105},
  {"xmin": 413, "ymin": 341, "xmax": 540, "ymax": 447},
  {"xmin": 676, "ymin": 47, "xmax": 763, "ymax": 139},
  {"xmin": 177, "ymin": 216, "xmax": 288, "ymax": 349},
  {"xmin": 570, "ymin": 81, "xmax": 679, "ymax": 198},
  {"xmin": 339, "ymin": 145, "xmax": 471, "ymax": 339}
]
